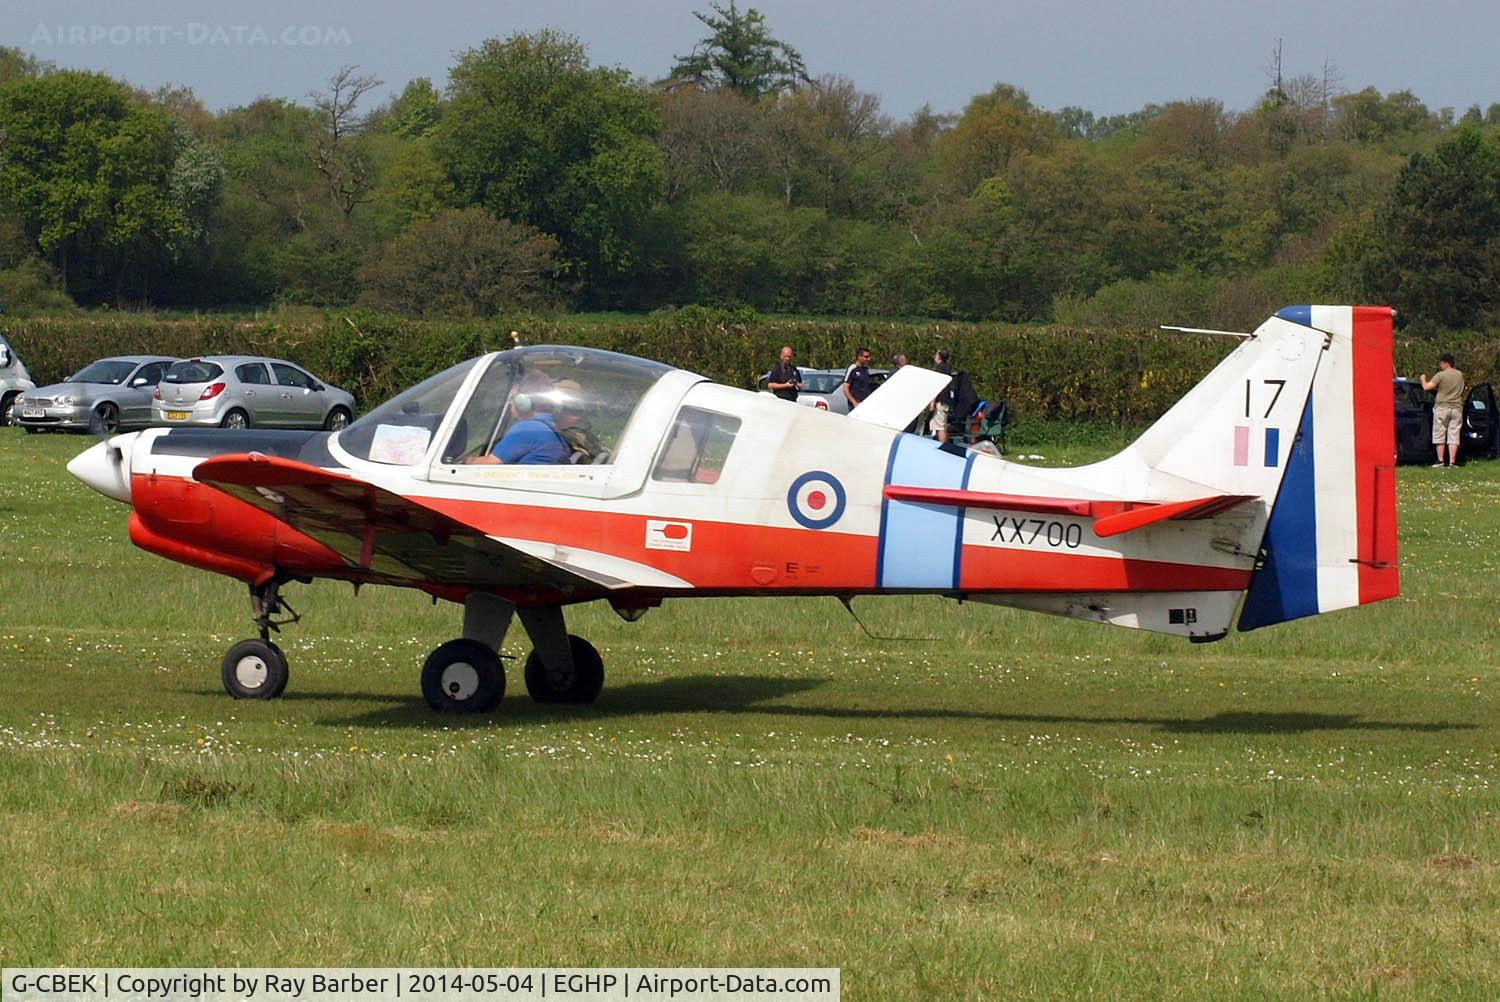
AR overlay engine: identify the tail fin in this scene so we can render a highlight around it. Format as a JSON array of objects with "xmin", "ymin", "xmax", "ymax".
[
  {"xmin": 965, "ymin": 307, "xmax": 1398, "ymax": 639},
  {"xmin": 1122, "ymin": 305, "xmax": 1398, "ymax": 627},
  {"xmin": 1236, "ymin": 306, "xmax": 1399, "ymax": 628}
]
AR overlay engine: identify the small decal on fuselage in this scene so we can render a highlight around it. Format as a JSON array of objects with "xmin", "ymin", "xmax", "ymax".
[{"xmin": 645, "ymin": 519, "xmax": 693, "ymax": 552}]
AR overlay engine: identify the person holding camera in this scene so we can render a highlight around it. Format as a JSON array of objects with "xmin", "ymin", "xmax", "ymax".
[{"xmin": 768, "ymin": 345, "xmax": 803, "ymax": 402}]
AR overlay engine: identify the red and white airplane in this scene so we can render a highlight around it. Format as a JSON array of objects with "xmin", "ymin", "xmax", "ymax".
[{"xmin": 69, "ymin": 306, "xmax": 1399, "ymax": 712}]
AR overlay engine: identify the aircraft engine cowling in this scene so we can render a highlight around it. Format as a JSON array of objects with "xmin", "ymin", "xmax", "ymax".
[{"xmin": 129, "ymin": 471, "xmax": 346, "ymax": 582}]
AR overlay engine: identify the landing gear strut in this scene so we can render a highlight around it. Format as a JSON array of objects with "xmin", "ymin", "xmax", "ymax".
[{"xmin": 220, "ymin": 578, "xmax": 299, "ymax": 700}]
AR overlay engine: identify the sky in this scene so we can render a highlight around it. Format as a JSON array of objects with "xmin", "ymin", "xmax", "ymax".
[{"xmin": 6, "ymin": 0, "xmax": 1499, "ymax": 122}]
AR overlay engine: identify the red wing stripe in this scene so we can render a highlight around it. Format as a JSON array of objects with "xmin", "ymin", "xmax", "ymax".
[{"xmin": 194, "ymin": 452, "xmax": 356, "ymax": 488}]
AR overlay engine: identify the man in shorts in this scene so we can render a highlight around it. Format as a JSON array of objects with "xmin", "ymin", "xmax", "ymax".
[
  {"xmin": 1422, "ymin": 353, "xmax": 1466, "ymax": 467},
  {"xmin": 929, "ymin": 348, "xmax": 952, "ymax": 442}
]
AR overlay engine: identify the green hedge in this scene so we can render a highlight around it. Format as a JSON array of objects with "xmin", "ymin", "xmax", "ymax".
[{"xmin": 6, "ymin": 307, "xmax": 1497, "ymax": 426}]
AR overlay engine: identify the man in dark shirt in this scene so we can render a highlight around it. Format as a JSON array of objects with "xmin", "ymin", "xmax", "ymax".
[
  {"xmin": 842, "ymin": 347, "xmax": 873, "ymax": 408},
  {"xmin": 768, "ymin": 345, "xmax": 802, "ymax": 402}
]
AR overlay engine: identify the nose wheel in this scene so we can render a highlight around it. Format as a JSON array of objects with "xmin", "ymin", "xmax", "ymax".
[
  {"xmin": 219, "ymin": 578, "xmax": 300, "ymax": 700},
  {"xmin": 221, "ymin": 638, "xmax": 290, "ymax": 699}
]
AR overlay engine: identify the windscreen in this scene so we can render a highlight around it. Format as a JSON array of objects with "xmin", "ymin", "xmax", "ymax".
[
  {"xmin": 802, "ymin": 372, "xmax": 845, "ymax": 394},
  {"xmin": 337, "ymin": 358, "xmax": 483, "ymax": 465},
  {"xmin": 71, "ymin": 360, "xmax": 138, "ymax": 385}
]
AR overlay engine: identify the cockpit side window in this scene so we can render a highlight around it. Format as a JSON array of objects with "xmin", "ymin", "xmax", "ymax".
[{"xmin": 652, "ymin": 407, "xmax": 741, "ymax": 484}]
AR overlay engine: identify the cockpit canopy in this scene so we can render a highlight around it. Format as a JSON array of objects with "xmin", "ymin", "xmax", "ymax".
[{"xmin": 338, "ymin": 346, "xmax": 676, "ymax": 467}]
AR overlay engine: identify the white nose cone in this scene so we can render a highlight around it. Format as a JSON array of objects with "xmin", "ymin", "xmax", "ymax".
[{"xmin": 67, "ymin": 433, "xmax": 138, "ymax": 504}]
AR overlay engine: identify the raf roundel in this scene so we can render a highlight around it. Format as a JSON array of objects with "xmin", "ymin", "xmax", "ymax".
[{"xmin": 787, "ymin": 471, "xmax": 847, "ymax": 530}]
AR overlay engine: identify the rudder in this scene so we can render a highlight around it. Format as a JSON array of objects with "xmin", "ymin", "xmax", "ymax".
[{"xmin": 1239, "ymin": 306, "xmax": 1399, "ymax": 629}]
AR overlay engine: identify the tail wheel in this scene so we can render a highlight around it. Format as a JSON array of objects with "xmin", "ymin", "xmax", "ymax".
[
  {"xmin": 221, "ymin": 408, "xmax": 250, "ymax": 430},
  {"xmin": 524, "ymin": 634, "xmax": 604, "ymax": 704},
  {"xmin": 91, "ymin": 402, "xmax": 120, "ymax": 435},
  {"xmin": 421, "ymin": 639, "xmax": 504, "ymax": 713},
  {"xmin": 324, "ymin": 406, "xmax": 352, "ymax": 431},
  {"xmin": 221, "ymin": 639, "xmax": 289, "ymax": 699}
]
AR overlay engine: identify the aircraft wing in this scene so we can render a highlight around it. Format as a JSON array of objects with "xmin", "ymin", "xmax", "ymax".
[
  {"xmin": 849, "ymin": 365, "xmax": 952, "ymax": 431},
  {"xmin": 882, "ymin": 485, "xmax": 1256, "ymax": 537},
  {"xmin": 193, "ymin": 453, "xmax": 623, "ymax": 595}
]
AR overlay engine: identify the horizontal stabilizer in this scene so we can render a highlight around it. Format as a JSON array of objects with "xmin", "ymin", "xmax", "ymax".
[
  {"xmin": 1091, "ymin": 494, "xmax": 1256, "ymax": 537},
  {"xmin": 849, "ymin": 365, "xmax": 952, "ymax": 431},
  {"xmin": 881, "ymin": 484, "xmax": 1253, "ymax": 536}
]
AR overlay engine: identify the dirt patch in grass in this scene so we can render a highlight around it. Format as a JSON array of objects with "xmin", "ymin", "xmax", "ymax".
[
  {"xmin": 313, "ymin": 821, "xmax": 404, "ymax": 855},
  {"xmin": 109, "ymin": 800, "xmax": 185, "ymax": 823},
  {"xmin": 850, "ymin": 826, "xmax": 955, "ymax": 849},
  {"xmin": 1428, "ymin": 852, "xmax": 1479, "ymax": 869}
]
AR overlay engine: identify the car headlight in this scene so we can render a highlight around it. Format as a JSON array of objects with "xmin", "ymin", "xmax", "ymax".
[{"xmin": 54, "ymin": 394, "xmax": 77, "ymax": 406}]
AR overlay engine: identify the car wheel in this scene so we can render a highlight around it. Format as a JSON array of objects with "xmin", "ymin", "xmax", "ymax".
[
  {"xmin": 90, "ymin": 402, "xmax": 120, "ymax": 435},
  {"xmin": 221, "ymin": 408, "xmax": 250, "ymax": 430},
  {"xmin": 324, "ymin": 406, "xmax": 351, "ymax": 431},
  {"xmin": 1, "ymin": 392, "xmax": 16, "ymax": 427}
]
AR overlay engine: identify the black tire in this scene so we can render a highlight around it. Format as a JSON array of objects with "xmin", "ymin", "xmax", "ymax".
[
  {"xmin": 324, "ymin": 406, "xmax": 352, "ymax": 431},
  {"xmin": 524, "ymin": 634, "xmax": 604, "ymax": 704},
  {"xmin": 421, "ymin": 639, "xmax": 504, "ymax": 713},
  {"xmin": 90, "ymin": 401, "xmax": 120, "ymax": 435},
  {"xmin": 221, "ymin": 639, "xmax": 289, "ymax": 700},
  {"xmin": 221, "ymin": 408, "xmax": 250, "ymax": 430},
  {"xmin": 1, "ymin": 392, "xmax": 16, "ymax": 427}
]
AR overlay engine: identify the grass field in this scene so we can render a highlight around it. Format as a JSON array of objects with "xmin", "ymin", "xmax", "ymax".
[{"xmin": 1, "ymin": 429, "xmax": 1497, "ymax": 1000}]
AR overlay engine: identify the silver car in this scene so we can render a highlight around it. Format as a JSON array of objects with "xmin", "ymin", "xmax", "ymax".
[
  {"xmin": 15, "ymin": 355, "xmax": 177, "ymax": 433},
  {"xmin": 0, "ymin": 333, "xmax": 36, "ymax": 427},
  {"xmin": 153, "ymin": 355, "xmax": 355, "ymax": 430}
]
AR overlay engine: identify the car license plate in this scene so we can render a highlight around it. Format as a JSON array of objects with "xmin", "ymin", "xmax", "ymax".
[
  {"xmin": 166, "ymin": 410, "xmax": 190, "ymax": 420},
  {"xmin": 20, "ymin": 407, "xmax": 44, "ymax": 419}
]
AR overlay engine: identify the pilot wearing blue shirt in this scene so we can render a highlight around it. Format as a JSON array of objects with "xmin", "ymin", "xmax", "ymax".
[
  {"xmin": 492, "ymin": 403, "xmax": 570, "ymax": 464},
  {"xmin": 466, "ymin": 377, "xmax": 573, "ymax": 465}
]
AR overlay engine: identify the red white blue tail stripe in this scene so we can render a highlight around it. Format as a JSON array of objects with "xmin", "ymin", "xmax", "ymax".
[{"xmin": 1239, "ymin": 306, "xmax": 1399, "ymax": 629}]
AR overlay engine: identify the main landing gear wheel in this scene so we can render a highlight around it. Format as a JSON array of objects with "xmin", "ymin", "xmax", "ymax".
[
  {"xmin": 221, "ymin": 639, "xmax": 289, "ymax": 699},
  {"xmin": 422, "ymin": 639, "xmax": 505, "ymax": 713},
  {"xmin": 524, "ymin": 634, "xmax": 604, "ymax": 704}
]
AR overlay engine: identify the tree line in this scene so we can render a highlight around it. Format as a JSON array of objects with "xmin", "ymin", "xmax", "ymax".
[{"xmin": 1, "ymin": 4, "xmax": 1498, "ymax": 332}]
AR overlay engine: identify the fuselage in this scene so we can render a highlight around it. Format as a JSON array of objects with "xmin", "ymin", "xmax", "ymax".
[{"xmin": 71, "ymin": 354, "xmax": 1260, "ymax": 641}]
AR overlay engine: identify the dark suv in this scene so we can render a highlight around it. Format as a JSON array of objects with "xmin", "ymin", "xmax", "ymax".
[{"xmin": 1394, "ymin": 377, "xmax": 1497, "ymax": 464}]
